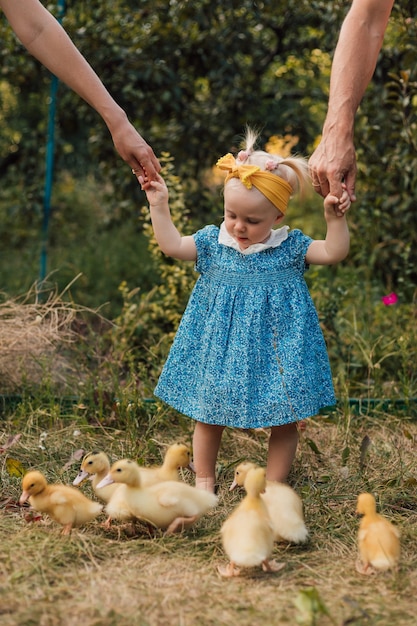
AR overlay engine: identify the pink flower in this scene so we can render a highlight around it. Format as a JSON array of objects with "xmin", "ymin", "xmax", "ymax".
[{"xmin": 381, "ymin": 292, "xmax": 398, "ymax": 306}]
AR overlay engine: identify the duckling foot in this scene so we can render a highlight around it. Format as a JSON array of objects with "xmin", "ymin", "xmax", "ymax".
[
  {"xmin": 261, "ymin": 559, "xmax": 286, "ymax": 573},
  {"xmin": 166, "ymin": 515, "xmax": 197, "ymax": 534},
  {"xmin": 217, "ymin": 562, "xmax": 241, "ymax": 577},
  {"xmin": 355, "ymin": 559, "xmax": 376, "ymax": 575},
  {"xmin": 61, "ymin": 523, "xmax": 73, "ymax": 536}
]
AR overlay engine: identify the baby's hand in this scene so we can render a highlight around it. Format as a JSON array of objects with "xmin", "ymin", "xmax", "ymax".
[
  {"xmin": 135, "ymin": 172, "xmax": 168, "ymax": 206},
  {"xmin": 324, "ymin": 184, "xmax": 351, "ymax": 217}
]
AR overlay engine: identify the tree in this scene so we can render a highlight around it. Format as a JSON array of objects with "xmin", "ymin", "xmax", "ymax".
[
  {"xmin": 2, "ymin": 0, "xmax": 416, "ymax": 303},
  {"xmin": 0, "ymin": 0, "xmax": 341, "ymax": 196}
]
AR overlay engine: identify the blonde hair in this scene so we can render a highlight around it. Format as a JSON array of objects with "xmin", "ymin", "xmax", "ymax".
[{"xmin": 236, "ymin": 127, "xmax": 310, "ymax": 197}]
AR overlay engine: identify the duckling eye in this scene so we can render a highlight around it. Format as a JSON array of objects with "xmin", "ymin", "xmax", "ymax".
[{"xmin": 116, "ymin": 468, "xmax": 122, "ymax": 473}]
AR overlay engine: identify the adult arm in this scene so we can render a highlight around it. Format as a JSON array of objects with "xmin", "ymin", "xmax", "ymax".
[
  {"xmin": 309, "ymin": 0, "xmax": 394, "ymax": 200},
  {"xmin": 0, "ymin": 0, "xmax": 160, "ymax": 178}
]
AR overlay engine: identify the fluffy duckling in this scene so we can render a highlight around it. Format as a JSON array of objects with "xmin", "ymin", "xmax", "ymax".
[
  {"xmin": 356, "ymin": 492, "xmax": 400, "ymax": 575},
  {"xmin": 96, "ymin": 459, "xmax": 217, "ymax": 533},
  {"xmin": 230, "ymin": 461, "xmax": 308, "ymax": 544},
  {"xmin": 138, "ymin": 443, "xmax": 194, "ymax": 486},
  {"xmin": 20, "ymin": 470, "xmax": 103, "ymax": 535},
  {"xmin": 73, "ymin": 451, "xmax": 120, "ymax": 503},
  {"xmin": 73, "ymin": 451, "xmax": 122, "ymax": 529},
  {"xmin": 219, "ymin": 466, "xmax": 285, "ymax": 577}
]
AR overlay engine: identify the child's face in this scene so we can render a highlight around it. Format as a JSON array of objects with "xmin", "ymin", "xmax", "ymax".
[{"xmin": 223, "ymin": 180, "xmax": 283, "ymax": 250}]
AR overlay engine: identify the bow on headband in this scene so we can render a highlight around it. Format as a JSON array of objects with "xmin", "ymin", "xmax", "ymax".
[{"xmin": 216, "ymin": 153, "xmax": 292, "ymax": 215}]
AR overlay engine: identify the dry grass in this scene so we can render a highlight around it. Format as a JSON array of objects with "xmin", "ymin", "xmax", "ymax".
[
  {"xmin": 0, "ymin": 284, "xmax": 102, "ymax": 392},
  {"xmin": 1, "ymin": 406, "xmax": 417, "ymax": 626}
]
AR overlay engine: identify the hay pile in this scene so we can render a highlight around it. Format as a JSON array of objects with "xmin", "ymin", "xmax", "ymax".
[{"xmin": 0, "ymin": 286, "xmax": 84, "ymax": 392}]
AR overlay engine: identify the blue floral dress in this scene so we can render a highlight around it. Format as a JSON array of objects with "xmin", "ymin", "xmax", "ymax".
[{"xmin": 154, "ymin": 224, "xmax": 336, "ymax": 428}]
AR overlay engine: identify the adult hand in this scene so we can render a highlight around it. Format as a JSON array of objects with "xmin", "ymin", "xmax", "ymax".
[
  {"xmin": 111, "ymin": 118, "xmax": 161, "ymax": 181},
  {"xmin": 309, "ymin": 133, "xmax": 357, "ymax": 203}
]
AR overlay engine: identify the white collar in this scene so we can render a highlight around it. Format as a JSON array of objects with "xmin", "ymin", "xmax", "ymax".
[{"xmin": 218, "ymin": 221, "xmax": 289, "ymax": 255}]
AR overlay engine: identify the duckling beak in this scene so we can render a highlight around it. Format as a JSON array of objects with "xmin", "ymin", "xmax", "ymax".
[
  {"xmin": 229, "ymin": 479, "xmax": 238, "ymax": 491},
  {"xmin": 188, "ymin": 460, "xmax": 196, "ymax": 473},
  {"xmin": 19, "ymin": 490, "xmax": 30, "ymax": 505},
  {"xmin": 73, "ymin": 469, "xmax": 89, "ymax": 486},
  {"xmin": 96, "ymin": 473, "xmax": 114, "ymax": 489}
]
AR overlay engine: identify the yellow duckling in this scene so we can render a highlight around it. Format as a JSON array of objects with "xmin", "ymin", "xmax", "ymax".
[
  {"xmin": 138, "ymin": 442, "xmax": 194, "ymax": 486},
  {"xmin": 230, "ymin": 461, "xmax": 308, "ymax": 544},
  {"xmin": 356, "ymin": 492, "xmax": 400, "ymax": 575},
  {"xmin": 218, "ymin": 466, "xmax": 285, "ymax": 577},
  {"xmin": 96, "ymin": 459, "xmax": 217, "ymax": 534},
  {"xmin": 19, "ymin": 470, "xmax": 103, "ymax": 535},
  {"xmin": 73, "ymin": 451, "xmax": 119, "ymax": 503},
  {"xmin": 73, "ymin": 451, "xmax": 123, "ymax": 529}
]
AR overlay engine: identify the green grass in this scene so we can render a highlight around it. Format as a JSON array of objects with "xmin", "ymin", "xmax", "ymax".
[{"xmin": 1, "ymin": 402, "xmax": 416, "ymax": 626}]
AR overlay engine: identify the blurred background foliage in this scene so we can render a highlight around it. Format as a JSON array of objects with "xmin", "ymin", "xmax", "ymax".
[{"xmin": 0, "ymin": 0, "xmax": 416, "ymax": 400}]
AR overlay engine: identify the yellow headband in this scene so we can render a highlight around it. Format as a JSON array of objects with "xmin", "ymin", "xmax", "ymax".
[{"xmin": 216, "ymin": 153, "xmax": 293, "ymax": 215}]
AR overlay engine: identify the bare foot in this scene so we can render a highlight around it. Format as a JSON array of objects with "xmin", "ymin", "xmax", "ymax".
[{"xmin": 195, "ymin": 477, "xmax": 215, "ymax": 493}]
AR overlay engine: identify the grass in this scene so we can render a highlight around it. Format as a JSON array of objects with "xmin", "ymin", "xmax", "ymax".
[{"xmin": 1, "ymin": 403, "xmax": 417, "ymax": 626}]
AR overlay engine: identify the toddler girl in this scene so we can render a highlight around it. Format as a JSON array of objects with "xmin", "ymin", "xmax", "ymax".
[{"xmin": 137, "ymin": 128, "xmax": 350, "ymax": 492}]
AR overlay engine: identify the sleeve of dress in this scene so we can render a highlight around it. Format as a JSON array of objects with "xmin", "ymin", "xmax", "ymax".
[
  {"xmin": 193, "ymin": 225, "xmax": 219, "ymax": 273},
  {"xmin": 289, "ymin": 229, "xmax": 314, "ymax": 273}
]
